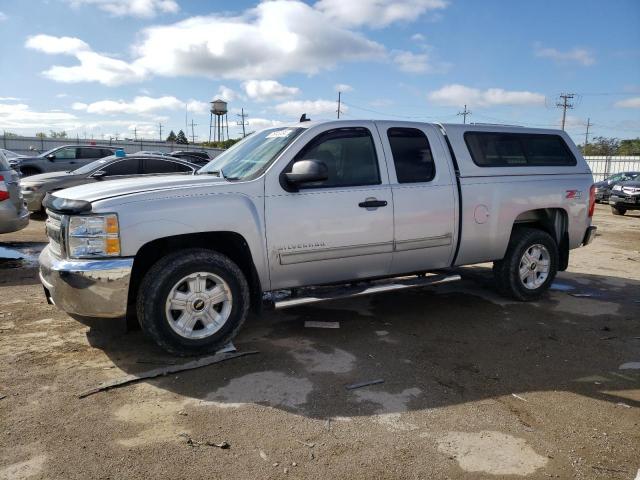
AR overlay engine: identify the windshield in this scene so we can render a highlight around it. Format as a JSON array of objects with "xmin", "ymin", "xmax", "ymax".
[
  {"xmin": 199, "ymin": 127, "xmax": 304, "ymax": 180},
  {"xmin": 72, "ymin": 156, "xmax": 115, "ymax": 175},
  {"xmin": 1, "ymin": 149, "xmax": 20, "ymax": 160},
  {"xmin": 38, "ymin": 146, "xmax": 62, "ymax": 158}
]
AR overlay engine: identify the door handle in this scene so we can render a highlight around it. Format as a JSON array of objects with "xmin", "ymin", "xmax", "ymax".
[{"xmin": 359, "ymin": 199, "xmax": 388, "ymax": 208}]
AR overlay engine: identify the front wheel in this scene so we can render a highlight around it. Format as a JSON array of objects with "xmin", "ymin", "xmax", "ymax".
[
  {"xmin": 611, "ymin": 206, "xmax": 626, "ymax": 216},
  {"xmin": 137, "ymin": 249, "xmax": 250, "ymax": 356},
  {"xmin": 493, "ymin": 228, "xmax": 558, "ymax": 301}
]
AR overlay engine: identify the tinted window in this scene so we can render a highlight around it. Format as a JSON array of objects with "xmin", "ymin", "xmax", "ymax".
[
  {"xmin": 294, "ymin": 128, "xmax": 380, "ymax": 188},
  {"xmin": 54, "ymin": 147, "xmax": 77, "ymax": 160},
  {"xmin": 78, "ymin": 148, "xmax": 104, "ymax": 159},
  {"xmin": 101, "ymin": 149, "xmax": 114, "ymax": 157},
  {"xmin": 465, "ymin": 133, "xmax": 576, "ymax": 167},
  {"xmin": 102, "ymin": 159, "xmax": 139, "ymax": 176},
  {"xmin": 143, "ymin": 159, "xmax": 192, "ymax": 174},
  {"xmin": 387, "ymin": 128, "xmax": 435, "ymax": 183}
]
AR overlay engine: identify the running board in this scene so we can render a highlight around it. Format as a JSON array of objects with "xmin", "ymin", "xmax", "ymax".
[{"xmin": 273, "ymin": 273, "xmax": 461, "ymax": 310}]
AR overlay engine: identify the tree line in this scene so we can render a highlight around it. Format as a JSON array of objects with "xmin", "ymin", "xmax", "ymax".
[{"xmin": 580, "ymin": 137, "xmax": 640, "ymax": 156}]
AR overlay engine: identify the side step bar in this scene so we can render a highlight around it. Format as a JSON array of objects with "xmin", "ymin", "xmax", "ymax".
[{"xmin": 273, "ymin": 272, "xmax": 461, "ymax": 310}]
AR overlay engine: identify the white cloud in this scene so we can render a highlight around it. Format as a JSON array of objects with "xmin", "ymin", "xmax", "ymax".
[
  {"xmin": 534, "ymin": 43, "xmax": 595, "ymax": 66},
  {"xmin": 315, "ymin": 0, "xmax": 448, "ymax": 28},
  {"xmin": 71, "ymin": 95, "xmax": 208, "ymax": 115},
  {"xmin": 428, "ymin": 84, "xmax": 546, "ymax": 107},
  {"xmin": 393, "ymin": 50, "xmax": 432, "ymax": 73},
  {"xmin": 411, "ymin": 33, "xmax": 425, "ymax": 42},
  {"xmin": 0, "ymin": 97, "xmax": 20, "ymax": 101},
  {"xmin": 0, "ymin": 11, "xmax": 8, "ymax": 21},
  {"xmin": 614, "ymin": 97, "xmax": 640, "ymax": 108},
  {"xmin": 25, "ymin": 35, "xmax": 90, "ymax": 55},
  {"xmin": 0, "ymin": 102, "xmax": 78, "ymax": 130},
  {"xmin": 243, "ymin": 80, "xmax": 300, "ymax": 101},
  {"xmin": 334, "ymin": 83, "xmax": 353, "ymax": 92},
  {"xmin": 65, "ymin": 0, "xmax": 179, "ymax": 18},
  {"xmin": 275, "ymin": 99, "xmax": 343, "ymax": 118},
  {"xmin": 215, "ymin": 85, "xmax": 240, "ymax": 102},
  {"xmin": 28, "ymin": 1, "xmax": 384, "ymax": 85},
  {"xmin": 247, "ymin": 117, "xmax": 284, "ymax": 129}
]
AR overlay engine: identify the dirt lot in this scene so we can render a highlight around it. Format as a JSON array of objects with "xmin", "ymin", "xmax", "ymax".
[{"xmin": 1, "ymin": 204, "xmax": 639, "ymax": 479}]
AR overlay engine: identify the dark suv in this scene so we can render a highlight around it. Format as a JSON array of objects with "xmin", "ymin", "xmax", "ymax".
[
  {"xmin": 594, "ymin": 171, "xmax": 640, "ymax": 203},
  {"xmin": 10, "ymin": 145, "xmax": 116, "ymax": 177}
]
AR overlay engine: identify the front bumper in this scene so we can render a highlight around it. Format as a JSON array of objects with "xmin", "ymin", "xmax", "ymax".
[
  {"xmin": 39, "ymin": 245, "xmax": 134, "ymax": 318},
  {"xmin": 609, "ymin": 194, "xmax": 640, "ymax": 207}
]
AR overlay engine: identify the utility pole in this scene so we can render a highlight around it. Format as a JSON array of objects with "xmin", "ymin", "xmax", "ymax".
[
  {"xmin": 337, "ymin": 91, "xmax": 342, "ymax": 119},
  {"xmin": 158, "ymin": 122, "xmax": 163, "ymax": 142},
  {"xmin": 584, "ymin": 117, "xmax": 592, "ymax": 148},
  {"xmin": 556, "ymin": 93, "xmax": 575, "ymax": 131},
  {"xmin": 457, "ymin": 104, "xmax": 471, "ymax": 124},
  {"xmin": 133, "ymin": 127, "xmax": 137, "ymax": 141},
  {"xmin": 236, "ymin": 108, "xmax": 249, "ymax": 138},
  {"xmin": 189, "ymin": 119, "xmax": 198, "ymax": 144}
]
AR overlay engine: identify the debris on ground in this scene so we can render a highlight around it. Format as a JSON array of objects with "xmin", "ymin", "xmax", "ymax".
[
  {"xmin": 179, "ymin": 433, "xmax": 230, "ymax": 449},
  {"xmin": 0, "ymin": 393, "xmax": 6, "ymax": 400},
  {"xmin": 345, "ymin": 379, "xmax": 384, "ymax": 390},
  {"xmin": 259, "ymin": 450, "xmax": 269, "ymax": 461},
  {"xmin": 304, "ymin": 321, "xmax": 340, "ymax": 329},
  {"xmin": 77, "ymin": 350, "xmax": 259, "ymax": 398},
  {"xmin": 512, "ymin": 393, "xmax": 528, "ymax": 402},
  {"xmin": 619, "ymin": 362, "xmax": 640, "ymax": 370},
  {"xmin": 295, "ymin": 440, "xmax": 315, "ymax": 448},
  {"xmin": 616, "ymin": 402, "xmax": 631, "ymax": 408}
]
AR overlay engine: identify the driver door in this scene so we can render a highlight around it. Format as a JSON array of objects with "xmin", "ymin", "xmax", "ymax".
[
  {"xmin": 264, "ymin": 123, "xmax": 394, "ymax": 290},
  {"xmin": 51, "ymin": 147, "xmax": 79, "ymax": 171}
]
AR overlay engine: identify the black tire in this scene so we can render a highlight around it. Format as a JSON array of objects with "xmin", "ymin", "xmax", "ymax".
[
  {"xmin": 611, "ymin": 206, "xmax": 626, "ymax": 216},
  {"xmin": 20, "ymin": 167, "xmax": 40, "ymax": 177},
  {"xmin": 493, "ymin": 227, "xmax": 559, "ymax": 301},
  {"xmin": 136, "ymin": 248, "xmax": 250, "ymax": 356}
]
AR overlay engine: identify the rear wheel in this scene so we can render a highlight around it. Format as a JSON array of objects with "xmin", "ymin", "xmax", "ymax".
[
  {"xmin": 611, "ymin": 206, "xmax": 626, "ymax": 216},
  {"xmin": 493, "ymin": 228, "xmax": 558, "ymax": 301},
  {"xmin": 136, "ymin": 249, "xmax": 250, "ymax": 356}
]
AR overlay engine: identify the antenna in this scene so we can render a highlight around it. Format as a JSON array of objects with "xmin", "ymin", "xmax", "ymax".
[
  {"xmin": 556, "ymin": 93, "xmax": 575, "ymax": 131},
  {"xmin": 457, "ymin": 104, "xmax": 471, "ymax": 124}
]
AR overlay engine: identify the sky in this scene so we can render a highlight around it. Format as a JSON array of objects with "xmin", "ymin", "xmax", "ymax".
[{"xmin": 0, "ymin": 0, "xmax": 638, "ymax": 145}]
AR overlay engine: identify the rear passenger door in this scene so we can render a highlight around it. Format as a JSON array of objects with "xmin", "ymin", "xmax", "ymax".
[{"xmin": 376, "ymin": 122, "xmax": 457, "ymax": 274}]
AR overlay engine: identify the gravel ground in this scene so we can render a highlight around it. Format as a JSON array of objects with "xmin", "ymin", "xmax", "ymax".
[{"xmin": 1, "ymin": 204, "xmax": 639, "ymax": 479}]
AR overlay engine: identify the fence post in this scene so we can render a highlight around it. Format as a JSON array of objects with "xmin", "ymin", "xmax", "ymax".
[{"xmin": 2, "ymin": 131, "xmax": 5, "ymax": 149}]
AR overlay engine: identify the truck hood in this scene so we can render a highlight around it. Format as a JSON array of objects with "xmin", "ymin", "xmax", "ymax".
[{"xmin": 53, "ymin": 173, "xmax": 226, "ymax": 203}]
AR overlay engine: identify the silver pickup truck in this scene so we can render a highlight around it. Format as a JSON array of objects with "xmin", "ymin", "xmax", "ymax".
[{"xmin": 39, "ymin": 120, "xmax": 597, "ymax": 355}]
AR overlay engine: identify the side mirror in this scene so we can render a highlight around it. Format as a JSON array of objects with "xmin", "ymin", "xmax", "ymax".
[
  {"xmin": 47, "ymin": 154, "xmax": 56, "ymax": 161},
  {"xmin": 92, "ymin": 170, "xmax": 106, "ymax": 179},
  {"xmin": 285, "ymin": 159, "xmax": 328, "ymax": 186}
]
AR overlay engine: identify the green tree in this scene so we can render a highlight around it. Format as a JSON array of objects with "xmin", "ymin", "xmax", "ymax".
[
  {"xmin": 582, "ymin": 136, "xmax": 619, "ymax": 156},
  {"xmin": 617, "ymin": 138, "xmax": 640, "ymax": 156},
  {"xmin": 166, "ymin": 130, "xmax": 177, "ymax": 142},
  {"xmin": 49, "ymin": 130, "xmax": 68, "ymax": 138},
  {"xmin": 35, "ymin": 132, "xmax": 47, "ymax": 138},
  {"xmin": 176, "ymin": 130, "xmax": 188, "ymax": 145},
  {"xmin": 2, "ymin": 131, "xmax": 18, "ymax": 138}
]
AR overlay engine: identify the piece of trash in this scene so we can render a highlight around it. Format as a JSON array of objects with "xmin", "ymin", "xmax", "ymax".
[
  {"xmin": 77, "ymin": 350, "xmax": 259, "ymax": 398},
  {"xmin": 634, "ymin": 468, "xmax": 640, "ymax": 480},
  {"xmin": 272, "ymin": 462, "xmax": 279, "ymax": 467},
  {"xmin": 570, "ymin": 293, "xmax": 593, "ymax": 298},
  {"xmin": 179, "ymin": 433, "xmax": 229, "ymax": 449},
  {"xmin": 345, "ymin": 379, "xmax": 384, "ymax": 390},
  {"xmin": 295, "ymin": 440, "xmax": 315, "ymax": 448},
  {"xmin": 512, "ymin": 393, "xmax": 528, "ymax": 402},
  {"xmin": 616, "ymin": 402, "xmax": 631, "ymax": 409},
  {"xmin": 259, "ymin": 450, "xmax": 269, "ymax": 461},
  {"xmin": 619, "ymin": 362, "xmax": 640, "ymax": 370},
  {"xmin": 0, "ymin": 393, "xmax": 6, "ymax": 400},
  {"xmin": 205, "ymin": 441, "xmax": 230, "ymax": 449},
  {"xmin": 304, "ymin": 321, "xmax": 340, "ymax": 329},
  {"xmin": 550, "ymin": 282, "xmax": 574, "ymax": 291},
  {"xmin": 217, "ymin": 341, "xmax": 237, "ymax": 353},
  {"xmin": 178, "ymin": 410, "xmax": 187, "ymax": 416}
]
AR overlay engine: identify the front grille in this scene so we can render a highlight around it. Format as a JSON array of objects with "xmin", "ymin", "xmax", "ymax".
[{"xmin": 45, "ymin": 210, "xmax": 64, "ymax": 256}]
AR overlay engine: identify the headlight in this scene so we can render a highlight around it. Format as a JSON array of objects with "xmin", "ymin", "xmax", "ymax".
[
  {"xmin": 612, "ymin": 185, "xmax": 622, "ymax": 191},
  {"xmin": 67, "ymin": 214, "xmax": 120, "ymax": 258}
]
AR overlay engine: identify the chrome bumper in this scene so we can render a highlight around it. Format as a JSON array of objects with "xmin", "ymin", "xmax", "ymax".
[
  {"xmin": 39, "ymin": 245, "xmax": 134, "ymax": 318},
  {"xmin": 22, "ymin": 190, "xmax": 45, "ymax": 211}
]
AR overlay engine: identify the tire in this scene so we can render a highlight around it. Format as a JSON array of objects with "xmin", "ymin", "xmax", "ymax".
[
  {"xmin": 136, "ymin": 248, "xmax": 250, "ymax": 356},
  {"xmin": 493, "ymin": 227, "xmax": 559, "ymax": 301},
  {"xmin": 20, "ymin": 167, "xmax": 40, "ymax": 177},
  {"xmin": 611, "ymin": 206, "xmax": 626, "ymax": 216}
]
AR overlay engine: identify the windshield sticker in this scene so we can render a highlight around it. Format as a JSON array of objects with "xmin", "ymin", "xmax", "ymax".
[{"xmin": 266, "ymin": 129, "xmax": 294, "ymax": 138}]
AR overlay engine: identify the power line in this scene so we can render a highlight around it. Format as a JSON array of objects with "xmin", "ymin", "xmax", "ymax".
[
  {"xmin": 457, "ymin": 104, "xmax": 472, "ymax": 124},
  {"xmin": 236, "ymin": 108, "xmax": 249, "ymax": 138},
  {"xmin": 556, "ymin": 93, "xmax": 575, "ymax": 131}
]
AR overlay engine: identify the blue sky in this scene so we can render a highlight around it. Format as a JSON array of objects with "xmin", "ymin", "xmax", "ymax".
[{"xmin": 0, "ymin": 0, "xmax": 638, "ymax": 144}]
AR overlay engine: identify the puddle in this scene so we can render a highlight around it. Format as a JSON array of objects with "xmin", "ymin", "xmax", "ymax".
[
  {"xmin": 550, "ymin": 282, "xmax": 575, "ymax": 291},
  {"xmin": 0, "ymin": 246, "xmax": 24, "ymax": 260},
  {"xmin": 0, "ymin": 243, "xmax": 42, "ymax": 268}
]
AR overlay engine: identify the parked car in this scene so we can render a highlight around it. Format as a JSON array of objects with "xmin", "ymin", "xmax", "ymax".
[
  {"xmin": 11, "ymin": 145, "xmax": 116, "ymax": 177},
  {"xmin": 609, "ymin": 179, "xmax": 640, "ymax": 215},
  {"xmin": 0, "ymin": 150, "xmax": 29, "ymax": 234},
  {"xmin": 594, "ymin": 171, "xmax": 640, "ymax": 203},
  {"xmin": 20, "ymin": 154, "xmax": 200, "ymax": 212},
  {"xmin": 170, "ymin": 150, "xmax": 212, "ymax": 166},
  {"xmin": 1, "ymin": 148, "xmax": 27, "ymax": 164},
  {"xmin": 39, "ymin": 120, "xmax": 596, "ymax": 355}
]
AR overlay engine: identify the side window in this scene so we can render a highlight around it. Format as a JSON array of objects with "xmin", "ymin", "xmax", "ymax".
[
  {"xmin": 465, "ymin": 133, "xmax": 576, "ymax": 167},
  {"xmin": 143, "ymin": 159, "xmax": 192, "ymax": 174},
  {"xmin": 54, "ymin": 147, "xmax": 77, "ymax": 160},
  {"xmin": 101, "ymin": 159, "xmax": 139, "ymax": 176},
  {"xmin": 293, "ymin": 127, "xmax": 380, "ymax": 188},
  {"xmin": 387, "ymin": 128, "xmax": 435, "ymax": 183},
  {"xmin": 78, "ymin": 148, "xmax": 104, "ymax": 159},
  {"xmin": 101, "ymin": 149, "xmax": 114, "ymax": 157}
]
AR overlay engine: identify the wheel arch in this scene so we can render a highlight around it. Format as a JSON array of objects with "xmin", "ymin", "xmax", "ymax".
[
  {"xmin": 127, "ymin": 231, "xmax": 263, "ymax": 324},
  {"xmin": 511, "ymin": 208, "xmax": 569, "ymax": 271}
]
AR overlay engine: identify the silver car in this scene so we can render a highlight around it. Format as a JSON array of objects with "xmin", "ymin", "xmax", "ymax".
[
  {"xmin": 0, "ymin": 150, "xmax": 29, "ymax": 234},
  {"xmin": 21, "ymin": 153, "xmax": 200, "ymax": 211}
]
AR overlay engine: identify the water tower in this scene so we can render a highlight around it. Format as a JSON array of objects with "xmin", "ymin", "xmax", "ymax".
[{"xmin": 209, "ymin": 99, "xmax": 229, "ymax": 143}]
